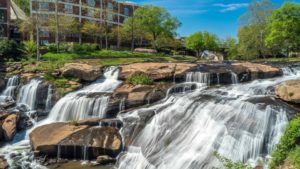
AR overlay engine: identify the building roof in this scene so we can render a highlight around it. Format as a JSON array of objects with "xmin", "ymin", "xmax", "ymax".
[{"xmin": 10, "ymin": 0, "xmax": 27, "ymax": 21}]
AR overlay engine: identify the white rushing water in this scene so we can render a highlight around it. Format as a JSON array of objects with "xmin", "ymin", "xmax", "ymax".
[
  {"xmin": 17, "ymin": 79, "xmax": 42, "ymax": 111},
  {"xmin": 186, "ymin": 72, "xmax": 210, "ymax": 85},
  {"xmin": 1, "ymin": 75, "xmax": 19, "ymax": 97},
  {"xmin": 231, "ymin": 71, "xmax": 239, "ymax": 84},
  {"xmin": 47, "ymin": 66, "xmax": 122, "ymax": 122},
  {"xmin": 115, "ymin": 66, "xmax": 300, "ymax": 169},
  {"xmin": 45, "ymin": 84, "xmax": 53, "ymax": 111}
]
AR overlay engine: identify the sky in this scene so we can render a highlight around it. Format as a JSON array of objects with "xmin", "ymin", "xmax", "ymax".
[{"xmin": 128, "ymin": 0, "xmax": 300, "ymax": 39}]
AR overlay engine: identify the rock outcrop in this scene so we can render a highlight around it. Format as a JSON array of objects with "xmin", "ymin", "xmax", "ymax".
[
  {"xmin": 275, "ymin": 80, "xmax": 300, "ymax": 103},
  {"xmin": 30, "ymin": 119, "xmax": 122, "ymax": 159},
  {"xmin": 1, "ymin": 114, "xmax": 17, "ymax": 141},
  {"xmin": 106, "ymin": 83, "xmax": 171, "ymax": 116},
  {"xmin": 61, "ymin": 63, "xmax": 101, "ymax": 81},
  {"xmin": 120, "ymin": 62, "xmax": 198, "ymax": 82}
]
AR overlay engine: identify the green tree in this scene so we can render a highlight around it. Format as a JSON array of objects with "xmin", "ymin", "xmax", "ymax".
[
  {"xmin": 14, "ymin": 0, "xmax": 30, "ymax": 16},
  {"xmin": 185, "ymin": 32, "xmax": 220, "ymax": 57},
  {"xmin": 81, "ymin": 22, "xmax": 105, "ymax": 45},
  {"xmin": 238, "ymin": 0, "xmax": 277, "ymax": 59},
  {"xmin": 185, "ymin": 32, "xmax": 205, "ymax": 57},
  {"xmin": 265, "ymin": 3, "xmax": 300, "ymax": 57},
  {"xmin": 129, "ymin": 5, "xmax": 181, "ymax": 49},
  {"xmin": 224, "ymin": 37, "xmax": 238, "ymax": 60}
]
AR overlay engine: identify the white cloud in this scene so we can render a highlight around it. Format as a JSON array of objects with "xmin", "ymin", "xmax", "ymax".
[{"xmin": 214, "ymin": 3, "xmax": 248, "ymax": 12}]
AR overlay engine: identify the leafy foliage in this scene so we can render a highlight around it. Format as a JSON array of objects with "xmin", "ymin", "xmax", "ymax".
[
  {"xmin": 0, "ymin": 38, "xmax": 20, "ymax": 60},
  {"xmin": 288, "ymin": 146, "xmax": 300, "ymax": 169},
  {"xmin": 21, "ymin": 37, "xmax": 37, "ymax": 58},
  {"xmin": 185, "ymin": 32, "xmax": 220, "ymax": 57},
  {"xmin": 270, "ymin": 117, "xmax": 300, "ymax": 169},
  {"xmin": 123, "ymin": 5, "xmax": 181, "ymax": 49},
  {"xmin": 127, "ymin": 74, "xmax": 154, "ymax": 85},
  {"xmin": 265, "ymin": 3, "xmax": 300, "ymax": 57},
  {"xmin": 224, "ymin": 37, "xmax": 239, "ymax": 60},
  {"xmin": 213, "ymin": 152, "xmax": 252, "ymax": 169}
]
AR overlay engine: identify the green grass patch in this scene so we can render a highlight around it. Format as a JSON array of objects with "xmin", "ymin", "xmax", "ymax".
[
  {"xmin": 288, "ymin": 146, "xmax": 300, "ymax": 169},
  {"xmin": 127, "ymin": 74, "xmax": 154, "ymax": 85},
  {"xmin": 270, "ymin": 117, "xmax": 300, "ymax": 169}
]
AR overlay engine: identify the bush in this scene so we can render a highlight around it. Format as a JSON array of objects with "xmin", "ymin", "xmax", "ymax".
[
  {"xmin": 288, "ymin": 146, "xmax": 300, "ymax": 169},
  {"xmin": 270, "ymin": 117, "xmax": 300, "ymax": 168},
  {"xmin": 0, "ymin": 38, "xmax": 20, "ymax": 60},
  {"xmin": 73, "ymin": 43, "xmax": 97, "ymax": 52},
  {"xmin": 21, "ymin": 39, "xmax": 37, "ymax": 58},
  {"xmin": 213, "ymin": 152, "xmax": 252, "ymax": 169},
  {"xmin": 127, "ymin": 74, "xmax": 154, "ymax": 85}
]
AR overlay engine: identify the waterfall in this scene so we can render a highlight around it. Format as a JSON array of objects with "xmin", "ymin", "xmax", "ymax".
[
  {"xmin": 47, "ymin": 66, "xmax": 122, "ymax": 122},
  {"xmin": 45, "ymin": 84, "xmax": 53, "ymax": 111},
  {"xmin": 115, "ymin": 67, "xmax": 300, "ymax": 169},
  {"xmin": 1, "ymin": 75, "xmax": 19, "ymax": 97},
  {"xmin": 17, "ymin": 79, "xmax": 41, "ymax": 111},
  {"xmin": 186, "ymin": 72, "xmax": 210, "ymax": 85},
  {"xmin": 231, "ymin": 72, "xmax": 239, "ymax": 84},
  {"xmin": 119, "ymin": 98, "xmax": 126, "ymax": 113}
]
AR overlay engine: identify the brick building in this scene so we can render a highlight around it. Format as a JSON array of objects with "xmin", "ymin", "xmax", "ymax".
[
  {"xmin": 0, "ymin": 0, "xmax": 10, "ymax": 38},
  {"xmin": 30, "ymin": 0, "xmax": 137, "ymax": 46}
]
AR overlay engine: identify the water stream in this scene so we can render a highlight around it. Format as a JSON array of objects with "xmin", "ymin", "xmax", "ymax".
[
  {"xmin": 46, "ymin": 66, "xmax": 122, "ymax": 122},
  {"xmin": 115, "ymin": 66, "xmax": 300, "ymax": 169}
]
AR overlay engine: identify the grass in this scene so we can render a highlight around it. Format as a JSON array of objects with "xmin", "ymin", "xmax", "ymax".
[
  {"xmin": 127, "ymin": 74, "xmax": 154, "ymax": 85},
  {"xmin": 269, "ymin": 116, "xmax": 300, "ymax": 169},
  {"xmin": 252, "ymin": 57, "xmax": 300, "ymax": 62},
  {"xmin": 288, "ymin": 146, "xmax": 300, "ymax": 169}
]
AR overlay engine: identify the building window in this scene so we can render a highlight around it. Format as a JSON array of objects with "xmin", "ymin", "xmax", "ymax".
[
  {"xmin": 41, "ymin": 40, "xmax": 49, "ymax": 45},
  {"xmin": 39, "ymin": 2, "xmax": 49, "ymax": 10},
  {"xmin": 65, "ymin": 4, "xmax": 73, "ymax": 13},
  {"xmin": 0, "ymin": 10, "xmax": 5, "ymax": 23},
  {"xmin": 87, "ymin": 0, "xmax": 95, "ymax": 7},
  {"xmin": 88, "ymin": 8, "xmax": 94, "ymax": 17},
  {"xmin": 124, "ymin": 7, "xmax": 129, "ymax": 16},
  {"xmin": 108, "ymin": 13, "xmax": 113, "ymax": 21},
  {"xmin": 108, "ymin": 2, "xmax": 113, "ymax": 11},
  {"xmin": 40, "ymin": 28, "xmax": 49, "ymax": 37}
]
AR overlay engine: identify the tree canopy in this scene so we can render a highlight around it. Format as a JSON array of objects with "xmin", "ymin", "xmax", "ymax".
[
  {"xmin": 265, "ymin": 2, "xmax": 300, "ymax": 57},
  {"xmin": 185, "ymin": 32, "xmax": 219, "ymax": 57},
  {"xmin": 126, "ymin": 5, "xmax": 181, "ymax": 49}
]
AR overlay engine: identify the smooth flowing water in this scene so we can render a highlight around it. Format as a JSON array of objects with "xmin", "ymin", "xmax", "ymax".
[
  {"xmin": 186, "ymin": 72, "xmax": 210, "ymax": 85},
  {"xmin": 1, "ymin": 75, "xmax": 19, "ymax": 97},
  {"xmin": 115, "ymin": 67, "xmax": 300, "ymax": 169},
  {"xmin": 47, "ymin": 66, "xmax": 122, "ymax": 122},
  {"xmin": 17, "ymin": 79, "xmax": 42, "ymax": 111}
]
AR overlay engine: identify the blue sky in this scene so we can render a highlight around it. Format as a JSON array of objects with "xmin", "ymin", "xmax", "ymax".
[{"xmin": 129, "ymin": 0, "xmax": 300, "ymax": 39}]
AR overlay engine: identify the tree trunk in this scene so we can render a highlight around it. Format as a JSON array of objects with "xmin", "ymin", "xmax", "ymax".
[{"xmin": 55, "ymin": 0, "xmax": 59, "ymax": 53}]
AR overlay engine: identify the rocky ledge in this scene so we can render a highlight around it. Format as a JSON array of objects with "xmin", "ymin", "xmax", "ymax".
[
  {"xmin": 275, "ymin": 80, "xmax": 300, "ymax": 104},
  {"xmin": 29, "ymin": 118, "xmax": 122, "ymax": 162}
]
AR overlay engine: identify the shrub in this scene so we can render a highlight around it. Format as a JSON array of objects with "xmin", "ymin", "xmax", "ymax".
[
  {"xmin": 0, "ymin": 38, "xmax": 20, "ymax": 60},
  {"xmin": 213, "ymin": 152, "xmax": 252, "ymax": 169},
  {"xmin": 21, "ymin": 39, "xmax": 37, "ymax": 58},
  {"xmin": 127, "ymin": 74, "xmax": 154, "ymax": 85},
  {"xmin": 270, "ymin": 117, "xmax": 300, "ymax": 168},
  {"xmin": 288, "ymin": 146, "xmax": 300, "ymax": 169}
]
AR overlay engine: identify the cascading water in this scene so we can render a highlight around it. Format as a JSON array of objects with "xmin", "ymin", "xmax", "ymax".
[
  {"xmin": 1, "ymin": 75, "xmax": 19, "ymax": 97},
  {"xmin": 45, "ymin": 84, "xmax": 53, "ymax": 111},
  {"xmin": 16, "ymin": 79, "xmax": 42, "ymax": 111},
  {"xmin": 186, "ymin": 72, "xmax": 210, "ymax": 85},
  {"xmin": 47, "ymin": 66, "xmax": 122, "ymax": 122},
  {"xmin": 115, "ymin": 67, "xmax": 300, "ymax": 169},
  {"xmin": 231, "ymin": 71, "xmax": 239, "ymax": 84}
]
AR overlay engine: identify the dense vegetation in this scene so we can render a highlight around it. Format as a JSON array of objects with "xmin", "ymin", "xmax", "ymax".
[
  {"xmin": 127, "ymin": 74, "xmax": 154, "ymax": 85},
  {"xmin": 270, "ymin": 117, "xmax": 300, "ymax": 168}
]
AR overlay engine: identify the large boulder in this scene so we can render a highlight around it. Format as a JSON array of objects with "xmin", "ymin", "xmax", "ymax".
[
  {"xmin": 275, "ymin": 80, "xmax": 300, "ymax": 103},
  {"xmin": 106, "ymin": 83, "xmax": 171, "ymax": 116},
  {"xmin": 30, "ymin": 120, "xmax": 122, "ymax": 159},
  {"xmin": 61, "ymin": 63, "xmax": 101, "ymax": 81},
  {"xmin": 1, "ymin": 114, "xmax": 18, "ymax": 141},
  {"xmin": 120, "ymin": 63, "xmax": 198, "ymax": 82}
]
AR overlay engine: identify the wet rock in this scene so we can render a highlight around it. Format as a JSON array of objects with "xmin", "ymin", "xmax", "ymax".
[
  {"xmin": 1, "ymin": 114, "xmax": 18, "ymax": 141},
  {"xmin": 275, "ymin": 80, "xmax": 300, "ymax": 103},
  {"xmin": 120, "ymin": 62, "xmax": 198, "ymax": 82},
  {"xmin": 106, "ymin": 83, "xmax": 171, "ymax": 116},
  {"xmin": 36, "ymin": 81, "xmax": 51, "ymax": 111},
  {"xmin": 61, "ymin": 63, "xmax": 101, "ymax": 81},
  {"xmin": 30, "ymin": 122, "xmax": 122, "ymax": 159},
  {"xmin": 0, "ymin": 156, "xmax": 8, "ymax": 169},
  {"xmin": 30, "ymin": 122, "xmax": 88, "ymax": 156},
  {"xmin": 0, "ymin": 77, "xmax": 5, "ymax": 92},
  {"xmin": 96, "ymin": 155, "xmax": 116, "ymax": 165}
]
